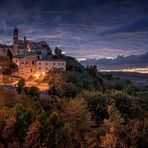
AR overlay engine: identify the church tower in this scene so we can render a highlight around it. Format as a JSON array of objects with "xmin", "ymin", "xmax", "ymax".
[{"xmin": 13, "ymin": 27, "xmax": 19, "ymax": 55}]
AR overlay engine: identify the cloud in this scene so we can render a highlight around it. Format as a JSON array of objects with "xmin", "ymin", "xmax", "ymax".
[
  {"xmin": 81, "ymin": 52, "xmax": 148, "ymax": 70},
  {"xmin": 101, "ymin": 18, "xmax": 148, "ymax": 35},
  {"xmin": 0, "ymin": 0, "xmax": 148, "ymax": 59}
]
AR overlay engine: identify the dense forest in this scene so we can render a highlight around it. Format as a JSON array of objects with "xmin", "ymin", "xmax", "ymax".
[{"xmin": 0, "ymin": 57, "xmax": 148, "ymax": 148}]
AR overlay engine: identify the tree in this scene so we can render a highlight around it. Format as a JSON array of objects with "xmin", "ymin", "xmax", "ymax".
[
  {"xmin": 2, "ymin": 63, "xmax": 18, "ymax": 75},
  {"xmin": 29, "ymin": 86, "xmax": 40, "ymax": 97},
  {"xmin": 88, "ymin": 65, "xmax": 97, "ymax": 78},
  {"xmin": 2, "ymin": 68, "xmax": 13, "ymax": 75},
  {"xmin": 14, "ymin": 106, "xmax": 35, "ymax": 144},
  {"xmin": 47, "ymin": 47, "xmax": 52, "ymax": 55},
  {"xmin": 86, "ymin": 65, "xmax": 89, "ymax": 71},
  {"xmin": 54, "ymin": 46, "xmax": 62, "ymax": 57},
  {"xmin": 8, "ymin": 62, "xmax": 18, "ymax": 72},
  {"xmin": 7, "ymin": 49, "xmax": 13, "ymax": 61},
  {"xmin": 23, "ymin": 120, "xmax": 40, "ymax": 148},
  {"xmin": 126, "ymin": 119, "xmax": 143, "ymax": 148},
  {"xmin": 17, "ymin": 78, "xmax": 25, "ymax": 94},
  {"xmin": 38, "ymin": 110, "xmax": 63, "ymax": 147},
  {"xmin": 100, "ymin": 105, "xmax": 126, "ymax": 148},
  {"xmin": 62, "ymin": 98, "xmax": 95, "ymax": 147}
]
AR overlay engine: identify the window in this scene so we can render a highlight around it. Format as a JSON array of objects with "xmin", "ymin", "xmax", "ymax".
[
  {"xmin": 21, "ymin": 62, "xmax": 24, "ymax": 64},
  {"xmin": 32, "ymin": 61, "xmax": 35, "ymax": 65},
  {"xmin": 53, "ymin": 63, "xmax": 55, "ymax": 65},
  {"xmin": 62, "ymin": 63, "xmax": 64, "ymax": 65},
  {"xmin": 39, "ymin": 67, "xmax": 41, "ymax": 70},
  {"xmin": 46, "ymin": 67, "xmax": 48, "ymax": 70},
  {"xmin": 58, "ymin": 63, "xmax": 60, "ymax": 65},
  {"xmin": 46, "ymin": 63, "xmax": 48, "ymax": 65},
  {"xmin": 39, "ymin": 62, "xmax": 41, "ymax": 65}
]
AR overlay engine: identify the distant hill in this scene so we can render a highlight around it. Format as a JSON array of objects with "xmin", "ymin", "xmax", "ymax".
[
  {"xmin": 81, "ymin": 52, "xmax": 148, "ymax": 70},
  {"xmin": 104, "ymin": 71, "xmax": 148, "ymax": 88}
]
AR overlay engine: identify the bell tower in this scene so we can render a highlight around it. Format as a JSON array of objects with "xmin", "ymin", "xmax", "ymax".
[{"xmin": 13, "ymin": 27, "xmax": 19, "ymax": 55}]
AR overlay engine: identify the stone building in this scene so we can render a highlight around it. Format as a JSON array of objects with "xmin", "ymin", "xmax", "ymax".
[
  {"xmin": 36, "ymin": 59, "xmax": 66, "ymax": 72},
  {"xmin": 13, "ymin": 53, "xmax": 38, "ymax": 77},
  {"xmin": 0, "ymin": 28, "xmax": 31, "ymax": 56},
  {"xmin": 0, "ymin": 27, "xmax": 66, "ymax": 78},
  {"xmin": 13, "ymin": 27, "xmax": 32, "ymax": 55}
]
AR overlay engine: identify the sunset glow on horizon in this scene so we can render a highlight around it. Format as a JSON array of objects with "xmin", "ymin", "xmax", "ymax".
[{"xmin": 100, "ymin": 67, "xmax": 148, "ymax": 74}]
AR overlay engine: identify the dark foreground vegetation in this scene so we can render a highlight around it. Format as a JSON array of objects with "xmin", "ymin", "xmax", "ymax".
[{"xmin": 0, "ymin": 58, "xmax": 148, "ymax": 148}]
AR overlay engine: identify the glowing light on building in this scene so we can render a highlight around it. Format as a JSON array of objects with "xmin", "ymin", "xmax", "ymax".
[
  {"xmin": 42, "ymin": 71, "xmax": 45, "ymax": 76},
  {"xmin": 33, "ymin": 71, "xmax": 46, "ymax": 80},
  {"xmin": 62, "ymin": 51, "xmax": 66, "ymax": 54},
  {"xmin": 34, "ymin": 73, "xmax": 40, "ymax": 79},
  {"xmin": 28, "ymin": 48, "xmax": 31, "ymax": 52}
]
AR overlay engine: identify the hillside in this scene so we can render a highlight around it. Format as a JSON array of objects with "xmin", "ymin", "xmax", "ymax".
[
  {"xmin": 0, "ymin": 60, "xmax": 148, "ymax": 148},
  {"xmin": 104, "ymin": 71, "xmax": 148, "ymax": 88}
]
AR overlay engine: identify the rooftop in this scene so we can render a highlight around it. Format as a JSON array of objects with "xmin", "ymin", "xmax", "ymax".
[
  {"xmin": 13, "ymin": 52, "xmax": 37, "ymax": 58},
  {"xmin": 37, "ymin": 59, "xmax": 65, "ymax": 62}
]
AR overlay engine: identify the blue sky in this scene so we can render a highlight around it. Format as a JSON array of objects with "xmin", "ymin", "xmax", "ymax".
[{"xmin": 0, "ymin": 0, "xmax": 148, "ymax": 60}]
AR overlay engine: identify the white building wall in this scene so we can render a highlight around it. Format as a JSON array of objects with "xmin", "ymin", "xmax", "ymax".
[{"xmin": 36, "ymin": 60, "xmax": 66, "ymax": 72}]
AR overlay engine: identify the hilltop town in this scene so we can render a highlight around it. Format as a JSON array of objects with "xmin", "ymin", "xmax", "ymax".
[
  {"xmin": 0, "ymin": 28, "xmax": 66, "ymax": 79},
  {"xmin": 0, "ymin": 28, "xmax": 84, "ymax": 96}
]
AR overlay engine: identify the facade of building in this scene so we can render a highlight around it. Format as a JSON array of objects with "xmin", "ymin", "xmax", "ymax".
[
  {"xmin": 13, "ymin": 56, "xmax": 66, "ymax": 78},
  {"xmin": 36, "ymin": 60, "xmax": 66, "ymax": 72},
  {"xmin": 13, "ymin": 54, "xmax": 38, "ymax": 77},
  {"xmin": 13, "ymin": 57, "xmax": 66, "ymax": 78}
]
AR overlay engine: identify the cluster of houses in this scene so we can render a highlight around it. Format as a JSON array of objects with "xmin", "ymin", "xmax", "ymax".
[{"xmin": 0, "ymin": 28, "xmax": 66, "ymax": 78}]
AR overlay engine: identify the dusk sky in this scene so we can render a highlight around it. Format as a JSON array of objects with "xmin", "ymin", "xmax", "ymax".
[{"xmin": 0, "ymin": 0, "xmax": 148, "ymax": 60}]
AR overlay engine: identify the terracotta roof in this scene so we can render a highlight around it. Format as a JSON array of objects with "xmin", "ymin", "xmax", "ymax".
[
  {"xmin": 37, "ymin": 59, "xmax": 65, "ymax": 62},
  {"xmin": 13, "ymin": 53, "xmax": 37, "ymax": 58}
]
